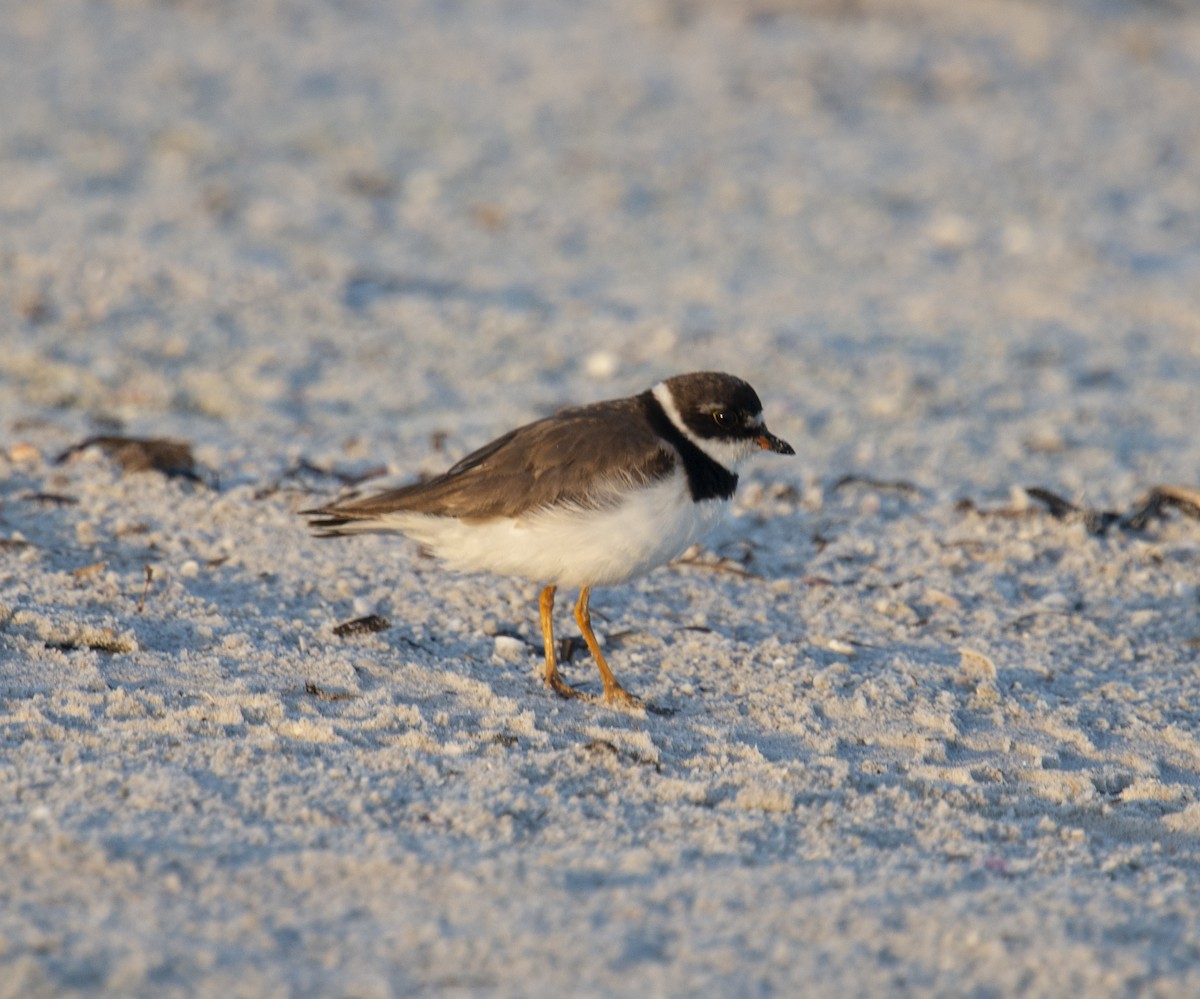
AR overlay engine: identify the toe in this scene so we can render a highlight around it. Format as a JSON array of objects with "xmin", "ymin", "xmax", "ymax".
[
  {"xmin": 546, "ymin": 675, "xmax": 580, "ymax": 700},
  {"xmin": 602, "ymin": 685, "xmax": 645, "ymax": 711}
]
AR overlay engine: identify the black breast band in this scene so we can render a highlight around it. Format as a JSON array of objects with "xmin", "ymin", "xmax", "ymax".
[{"xmin": 640, "ymin": 392, "xmax": 738, "ymax": 502}]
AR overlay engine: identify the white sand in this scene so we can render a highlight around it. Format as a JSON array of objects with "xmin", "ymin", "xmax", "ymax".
[{"xmin": 3, "ymin": 0, "xmax": 1200, "ymax": 995}]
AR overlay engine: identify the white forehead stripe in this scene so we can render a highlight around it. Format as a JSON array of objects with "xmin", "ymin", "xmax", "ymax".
[{"xmin": 652, "ymin": 381, "xmax": 698, "ymax": 446}]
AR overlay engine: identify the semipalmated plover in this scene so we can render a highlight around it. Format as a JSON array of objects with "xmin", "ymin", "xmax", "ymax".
[{"xmin": 304, "ymin": 371, "xmax": 793, "ymax": 709}]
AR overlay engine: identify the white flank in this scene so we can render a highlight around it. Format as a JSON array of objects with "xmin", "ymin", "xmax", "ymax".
[{"xmin": 363, "ymin": 465, "xmax": 729, "ymax": 588}]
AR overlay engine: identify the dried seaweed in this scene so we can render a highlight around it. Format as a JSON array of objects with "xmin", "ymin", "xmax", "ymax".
[
  {"xmin": 44, "ymin": 627, "xmax": 136, "ymax": 654},
  {"xmin": 304, "ymin": 682, "xmax": 356, "ymax": 701},
  {"xmin": 137, "ymin": 566, "xmax": 154, "ymax": 613},
  {"xmin": 332, "ymin": 614, "xmax": 391, "ymax": 637},
  {"xmin": 960, "ymin": 484, "xmax": 1200, "ymax": 536},
  {"xmin": 831, "ymin": 475, "xmax": 923, "ymax": 497},
  {"xmin": 22, "ymin": 492, "xmax": 78, "ymax": 506},
  {"xmin": 672, "ymin": 550, "xmax": 760, "ymax": 579},
  {"xmin": 254, "ymin": 458, "xmax": 388, "ymax": 500},
  {"xmin": 1123, "ymin": 485, "xmax": 1200, "ymax": 531},
  {"xmin": 56, "ymin": 436, "xmax": 202, "ymax": 482},
  {"xmin": 1025, "ymin": 488, "xmax": 1122, "ymax": 535}
]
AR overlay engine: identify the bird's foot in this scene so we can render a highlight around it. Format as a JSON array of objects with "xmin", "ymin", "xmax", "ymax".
[
  {"xmin": 546, "ymin": 672, "xmax": 675, "ymax": 715},
  {"xmin": 546, "ymin": 673, "xmax": 581, "ymax": 700},
  {"xmin": 603, "ymin": 685, "xmax": 643, "ymax": 711},
  {"xmin": 601, "ymin": 683, "xmax": 674, "ymax": 716}
]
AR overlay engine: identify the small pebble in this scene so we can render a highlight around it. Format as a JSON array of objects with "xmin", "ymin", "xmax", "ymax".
[{"xmin": 493, "ymin": 635, "xmax": 527, "ymax": 661}]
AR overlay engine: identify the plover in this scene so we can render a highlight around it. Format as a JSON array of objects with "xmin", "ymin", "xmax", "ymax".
[{"xmin": 304, "ymin": 371, "xmax": 793, "ymax": 709}]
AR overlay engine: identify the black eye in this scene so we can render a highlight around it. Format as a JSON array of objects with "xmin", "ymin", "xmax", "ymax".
[{"xmin": 712, "ymin": 409, "xmax": 731, "ymax": 428}]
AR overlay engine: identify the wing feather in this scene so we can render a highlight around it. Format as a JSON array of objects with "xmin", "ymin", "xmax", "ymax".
[{"xmin": 304, "ymin": 395, "xmax": 674, "ymax": 529}]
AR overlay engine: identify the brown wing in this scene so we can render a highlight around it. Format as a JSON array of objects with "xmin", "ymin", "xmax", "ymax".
[{"xmin": 305, "ymin": 394, "xmax": 674, "ymax": 527}]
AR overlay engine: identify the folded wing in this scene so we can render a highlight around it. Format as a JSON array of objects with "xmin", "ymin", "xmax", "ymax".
[{"xmin": 304, "ymin": 397, "xmax": 675, "ymax": 533}]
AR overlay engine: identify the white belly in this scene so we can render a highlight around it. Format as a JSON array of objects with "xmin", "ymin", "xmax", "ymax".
[{"xmin": 376, "ymin": 467, "xmax": 729, "ymax": 588}]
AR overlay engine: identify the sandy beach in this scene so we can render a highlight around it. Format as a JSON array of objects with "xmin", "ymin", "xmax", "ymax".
[{"xmin": 3, "ymin": 0, "xmax": 1200, "ymax": 995}]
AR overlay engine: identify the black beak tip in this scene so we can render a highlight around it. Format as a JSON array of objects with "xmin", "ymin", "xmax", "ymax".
[{"xmin": 758, "ymin": 431, "xmax": 794, "ymax": 455}]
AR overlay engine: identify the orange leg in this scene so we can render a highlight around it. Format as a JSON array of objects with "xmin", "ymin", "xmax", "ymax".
[
  {"xmin": 539, "ymin": 585, "xmax": 577, "ymax": 699},
  {"xmin": 574, "ymin": 586, "xmax": 642, "ymax": 708}
]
